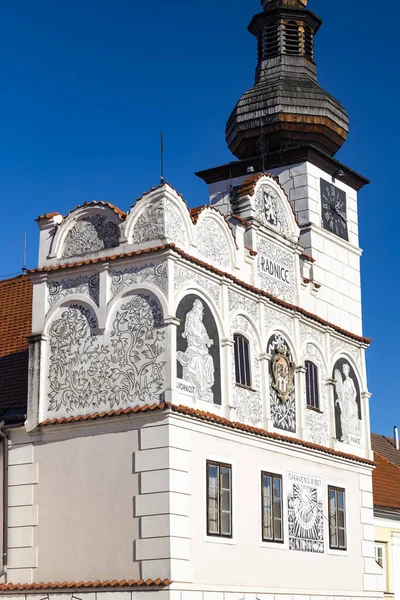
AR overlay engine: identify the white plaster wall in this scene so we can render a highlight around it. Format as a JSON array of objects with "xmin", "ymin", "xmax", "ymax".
[
  {"xmin": 184, "ymin": 417, "xmax": 372, "ymax": 594},
  {"xmin": 33, "ymin": 423, "xmax": 141, "ymax": 582}
]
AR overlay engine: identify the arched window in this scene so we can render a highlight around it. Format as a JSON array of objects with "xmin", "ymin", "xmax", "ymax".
[
  {"xmin": 234, "ymin": 334, "xmax": 251, "ymax": 387},
  {"xmin": 284, "ymin": 21, "xmax": 301, "ymax": 56},
  {"xmin": 305, "ymin": 360, "xmax": 319, "ymax": 409},
  {"xmin": 304, "ymin": 25, "xmax": 314, "ymax": 60}
]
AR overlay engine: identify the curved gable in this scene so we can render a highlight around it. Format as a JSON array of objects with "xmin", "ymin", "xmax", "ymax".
[
  {"xmin": 126, "ymin": 183, "xmax": 192, "ymax": 250},
  {"xmin": 54, "ymin": 203, "xmax": 122, "ymax": 260},
  {"xmin": 248, "ymin": 174, "xmax": 299, "ymax": 240},
  {"xmin": 194, "ymin": 208, "xmax": 236, "ymax": 271}
]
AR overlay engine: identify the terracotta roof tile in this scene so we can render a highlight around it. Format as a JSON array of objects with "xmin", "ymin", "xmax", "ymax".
[
  {"xmin": 372, "ymin": 450, "xmax": 400, "ymax": 511},
  {"xmin": 0, "ymin": 275, "xmax": 32, "ymax": 415},
  {"xmin": 36, "ymin": 212, "xmax": 61, "ymax": 221},
  {"xmin": 40, "ymin": 401, "xmax": 374, "ymax": 467},
  {"xmin": 40, "ymin": 402, "xmax": 166, "ymax": 426},
  {"xmin": 29, "ymin": 243, "xmax": 371, "ymax": 345},
  {"xmin": 371, "ymin": 432, "xmax": 400, "ymax": 468},
  {"xmin": 0, "ymin": 578, "xmax": 171, "ymax": 592},
  {"xmin": 132, "ymin": 182, "xmax": 187, "ymax": 207},
  {"xmin": 68, "ymin": 201, "xmax": 126, "ymax": 221}
]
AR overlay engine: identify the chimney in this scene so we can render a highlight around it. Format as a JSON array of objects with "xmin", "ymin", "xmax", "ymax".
[{"xmin": 394, "ymin": 426, "xmax": 399, "ymax": 450}]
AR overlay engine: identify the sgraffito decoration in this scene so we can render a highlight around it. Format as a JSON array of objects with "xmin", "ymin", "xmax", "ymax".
[
  {"xmin": 257, "ymin": 237, "xmax": 295, "ymax": 303},
  {"xmin": 231, "ymin": 315, "xmax": 262, "ymax": 426},
  {"xmin": 176, "ymin": 294, "xmax": 221, "ymax": 405},
  {"xmin": 130, "ymin": 199, "xmax": 187, "ymax": 247},
  {"xmin": 333, "ymin": 357, "xmax": 362, "ymax": 446},
  {"xmin": 62, "ymin": 215, "xmax": 120, "ymax": 258},
  {"xmin": 196, "ymin": 217, "xmax": 231, "ymax": 270},
  {"xmin": 268, "ymin": 333, "xmax": 296, "ymax": 432},
  {"xmin": 110, "ymin": 262, "xmax": 168, "ymax": 298},
  {"xmin": 47, "ymin": 274, "xmax": 100, "ymax": 309},
  {"xmin": 302, "ymin": 343, "xmax": 328, "ymax": 446},
  {"xmin": 174, "ymin": 265, "xmax": 220, "ymax": 308},
  {"xmin": 47, "ymin": 296, "xmax": 166, "ymax": 416},
  {"xmin": 288, "ymin": 472, "xmax": 324, "ymax": 553},
  {"xmin": 254, "ymin": 183, "xmax": 289, "ymax": 235},
  {"xmin": 228, "ymin": 289, "xmax": 258, "ymax": 320}
]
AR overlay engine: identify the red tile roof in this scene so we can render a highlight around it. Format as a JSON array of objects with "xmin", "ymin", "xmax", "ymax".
[
  {"xmin": 29, "ymin": 243, "xmax": 370, "ymax": 345},
  {"xmin": 0, "ymin": 578, "xmax": 171, "ymax": 592},
  {"xmin": 67, "ymin": 200, "xmax": 127, "ymax": 221},
  {"xmin": 40, "ymin": 401, "xmax": 374, "ymax": 467},
  {"xmin": 0, "ymin": 275, "xmax": 32, "ymax": 415},
  {"xmin": 371, "ymin": 432, "xmax": 400, "ymax": 469},
  {"xmin": 372, "ymin": 450, "xmax": 400, "ymax": 511}
]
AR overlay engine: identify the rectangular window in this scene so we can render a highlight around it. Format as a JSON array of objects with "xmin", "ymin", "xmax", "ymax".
[
  {"xmin": 261, "ymin": 472, "xmax": 283, "ymax": 543},
  {"xmin": 234, "ymin": 334, "xmax": 251, "ymax": 388},
  {"xmin": 328, "ymin": 486, "xmax": 346, "ymax": 550},
  {"xmin": 305, "ymin": 360, "xmax": 320, "ymax": 410},
  {"xmin": 207, "ymin": 461, "xmax": 232, "ymax": 537},
  {"xmin": 375, "ymin": 542, "xmax": 387, "ymax": 590}
]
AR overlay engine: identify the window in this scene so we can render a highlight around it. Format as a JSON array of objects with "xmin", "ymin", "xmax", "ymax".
[
  {"xmin": 328, "ymin": 486, "xmax": 346, "ymax": 550},
  {"xmin": 207, "ymin": 461, "xmax": 232, "ymax": 537},
  {"xmin": 261, "ymin": 472, "xmax": 283, "ymax": 543},
  {"xmin": 305, "ymin": 361, "xmax": 320, "ymax": 410},
  {"xmin": 375, "ymin": 543, "xmax": 388, "ymax": 590},
  {"xmin": 283, "ymin": 21, "xmax": 301, "ymax": 55},
  {"xmin": 234, "ymin": 334, "xmax": 251, "ymax": 387}
]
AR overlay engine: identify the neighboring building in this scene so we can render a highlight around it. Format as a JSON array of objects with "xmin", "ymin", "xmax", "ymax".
[
  {"xmin": 372, "ymin": 434, "xmax": 400, "ymax": 600},
  {"xmin": 0, "ymin": 2, "xmax": 384, "ymax": 600}
]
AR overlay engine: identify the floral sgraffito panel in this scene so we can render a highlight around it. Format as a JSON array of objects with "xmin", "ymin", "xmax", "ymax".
[
  {"xmin": 62, "ymin": 214, "xmax": 120, "ymax": 259},
  {"xmin": 46, "ymin": 295, "xmax": 166, "ymax": 417}
]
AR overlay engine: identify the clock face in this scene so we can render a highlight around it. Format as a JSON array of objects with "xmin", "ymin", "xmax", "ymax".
[{"xmin": 320, "ymin": 179, "xmax": 348, "ymax": 241}]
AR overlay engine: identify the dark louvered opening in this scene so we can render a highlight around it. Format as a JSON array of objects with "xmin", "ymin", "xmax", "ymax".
[
  {"xmin": 264, "ymin": 22, "xmax": 280, "ymax": 58},
  {"xmin": 283, "ymin": 20, "xmax": 301, "ymax": 55},
  {"xmin": 304, "ymin": 25, "xmax": 314, "ymax": 60}
]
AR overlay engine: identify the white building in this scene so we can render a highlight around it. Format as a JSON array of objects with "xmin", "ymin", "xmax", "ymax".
[{"xmin": 0, "ymin": 2, "xmax": 384, "ymax": 600}]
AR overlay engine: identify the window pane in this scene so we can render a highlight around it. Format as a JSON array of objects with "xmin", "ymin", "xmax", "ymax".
[
  {"xmin": 221, "ymin": 488, "xmax": 230, "ymax": 512},
  {"xmin": 221, "ymin": 467, "xmax": 230, "ymax": 490},
  {"xmin": 338, "ymin": 527, "xmax": 346, "ymax": 549},
  {"xmin": 221, "ymin": 510, "xmax": 231, "ymax": 536},
  {"xmin": 274, "ymin": 517, "xmax": 282, "ymax": 541}
]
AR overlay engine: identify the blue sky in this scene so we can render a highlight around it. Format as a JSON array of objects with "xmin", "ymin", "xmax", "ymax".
[{"xmin": 0, "ymin": 0, "xmax": 396, "ymax": 435}]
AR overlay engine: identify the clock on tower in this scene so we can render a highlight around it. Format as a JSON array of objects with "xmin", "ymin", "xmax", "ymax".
[{"xmin": 320, "ymin": 179, "xmax": 348, "ymax": 241}]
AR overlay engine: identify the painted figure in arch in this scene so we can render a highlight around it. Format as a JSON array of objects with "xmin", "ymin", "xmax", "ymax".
[
  {"xmin": 334, "ymin": 362, "xmax": 360, "ymax": 442},
  {"xmin": 177, "ymin": 299, "xmax": 214, "ymax": 402}
]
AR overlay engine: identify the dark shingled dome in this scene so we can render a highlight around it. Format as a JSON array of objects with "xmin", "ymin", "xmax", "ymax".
[{"xmin": 226, "ymin": 0, "xmax": 349, "ymax": 159}]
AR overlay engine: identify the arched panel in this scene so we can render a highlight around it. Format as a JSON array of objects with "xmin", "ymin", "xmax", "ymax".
[
  {"xmin": 302, "ymin": 342, "xmax": 328, "ymax": 446},
  {"xmin": 332, "ymin": 357, "xmax": 362, "ymax": 447},
  {"xmin": 44, "ymin": 293, "xmax": 166, "ymax": 420},
  {"xmin": 176, "ymin": 294, "xmax": 221, "ymax": 406},
  {"xmin": 231, "ymin": 313, "xmax": 262, "ymax": 426},
  {"xmin": 267, "ymin": 332, "xmax": 296, "ymax": 433}
]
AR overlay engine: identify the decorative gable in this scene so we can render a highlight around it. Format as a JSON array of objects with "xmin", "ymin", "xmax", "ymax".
[
  {"xmin": 193, "ymin": 208, "xmax": 236, "ymax": 271},
  {"xmin": 62, "ymin": 214, "xmax": 120, "ymax": 258},
  {"xmin": 126, "ymin": 184, "xmax": 191, "ymax": 250}
]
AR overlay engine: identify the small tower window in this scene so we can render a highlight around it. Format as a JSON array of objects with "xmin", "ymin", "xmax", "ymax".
[
  {"xmin": 284, "ymin": 20, "xmax": 301, "ymax": 55},
  {"xmin": 304, "ymin": 25, "xmax": 314, "ymax": 60},
  {"xmin": 234, "ymin": 334, "xmax": 251, "ymax": 388},
  {"xmin": 305, "ymin": 360, "xmax": 319, "ymax": 409}
]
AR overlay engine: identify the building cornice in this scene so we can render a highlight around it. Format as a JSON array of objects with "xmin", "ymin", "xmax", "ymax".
[
  {"xmin": 40, "ymin": 401, "xmax": 374, "ymax": 468},
  {"xmin": 29, "ymin": 243, "xmax": 371, "ymax": 346},
  {"xmin": 195, "ymin": 145, "xmax": 370, "ymax": 191}
]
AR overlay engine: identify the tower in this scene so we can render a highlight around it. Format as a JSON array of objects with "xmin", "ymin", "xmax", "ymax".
[{"xmin": 196, "ymin": 0, "xmax": 369, "ymax": 337}]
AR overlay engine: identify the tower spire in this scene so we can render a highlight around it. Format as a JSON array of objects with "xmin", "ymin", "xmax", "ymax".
[{"xmin": 225, "ymin": 0, "xmax": 349, "ymax": 160}]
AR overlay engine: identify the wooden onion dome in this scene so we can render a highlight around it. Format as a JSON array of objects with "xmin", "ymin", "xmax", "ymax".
[{"xmin": 226, "ymin": 0, "xmax": 349, "ymax": 159}]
